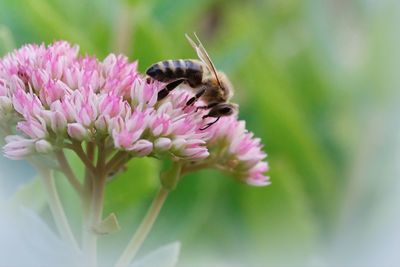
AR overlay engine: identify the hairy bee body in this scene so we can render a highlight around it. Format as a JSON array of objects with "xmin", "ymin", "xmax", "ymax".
[
  {"xmin": 145, "ymin": 34, "xmax": 237, "ymax": 130},
  {"xmin": 146, "ymin": 59, "xmax": 233, "ymax": 104}
]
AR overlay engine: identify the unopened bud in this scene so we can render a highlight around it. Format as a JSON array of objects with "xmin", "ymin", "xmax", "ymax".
[
  {"xmin": 154, "ymin": 137, "xmax": 172, "ymax": 151},
  {"xmin": 35, "ymin": 139, "xmax": 53, "ymax": 153},
  {"xmin": 67, "ymin": 123, "xmax": 89, "ymax": 141},
  {"xmin": 51, "ymin": 111, "xmax": 67, "ymax": 133}
]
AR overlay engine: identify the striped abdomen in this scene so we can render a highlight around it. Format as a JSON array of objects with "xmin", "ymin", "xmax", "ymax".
[{"xmin": 146, "ymin": 59, "xmax": 203, "ymax": 87}]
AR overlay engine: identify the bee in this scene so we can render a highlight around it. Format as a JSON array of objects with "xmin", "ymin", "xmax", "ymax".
[{"xmin": 145, "ymin": 33, "xmax": 237, "ymax": 130}]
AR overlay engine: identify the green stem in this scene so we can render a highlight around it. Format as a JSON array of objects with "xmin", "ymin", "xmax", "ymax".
[
  {"xmin": 114, "ymin": 187, "xmax": 169, "ymax": 267},
  {"xmin": 85, "ymin": 173, "xmax": 107, "ymax": 266},
  {"xmin": 85, "ymin": 142, "xmax": 95, "ymax": 192},
  {"xmin": 82, "ymin": 142, "xmax": 95, "ymax": 264},
  {"xmin": 84, "ymin": 141, "xmax": 108, "ymax": 266},
  {"xmin": 82, "ymin": 142, "xmax": 95, "ymax": 215},
  {"xmin": 105, "ymin": 151, "xmax": 129, "ymax": 175},
  {"xmin": 96, "ymin": 140, "xmax": 106, "ymax": 172},
  {"xmin": 114, "ymin": 162, "xmax": 182, "ymax": 267},
  {"xmin": 66, "ymin": 142, "xmax": 97, "ymax": 175},
  {"xmin": 37, "ymin": 167, "xmax": 80, "ymax": 253},
  {"xmin": 55, "ymin": 150, "xmax": 83, "ymax": 196}
]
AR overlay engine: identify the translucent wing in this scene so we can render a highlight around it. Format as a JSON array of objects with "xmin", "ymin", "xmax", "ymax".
[{"xmin": 185, "ymin": 33, "xmax": 222, "ymax": 87}]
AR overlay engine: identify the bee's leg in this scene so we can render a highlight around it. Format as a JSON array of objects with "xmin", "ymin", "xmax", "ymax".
[
  {"xmin": 157, "ymin": 79, "xmax": 184, "ymax": 101},
  {"xmin": 185, "ymin": 88, "xmax": 206, "ymax": 107},
  {"xmin": 200, "ymin": 116, "xmax": 220, "ymax": 131},
  {"xmin": 195, "ymin": 102, "xmax": 217, "ymax": 112}
]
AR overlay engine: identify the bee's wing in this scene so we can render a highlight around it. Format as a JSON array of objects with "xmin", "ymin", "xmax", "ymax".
[{"xmin": 185, "ymin": 33, "xmax": 222, "ymax": 87}]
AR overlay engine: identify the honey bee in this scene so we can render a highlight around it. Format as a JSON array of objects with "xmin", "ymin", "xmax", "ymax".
[{"xmin": 146, "ymin": 33, "xmax": 237, "ymax": 130}]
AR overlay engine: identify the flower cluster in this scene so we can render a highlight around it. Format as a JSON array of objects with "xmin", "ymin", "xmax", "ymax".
[
  {"xmin": 207, "ymin": 117, "xmax": 269, "ymax": 186},
  {"xmin": 0, "ymin": 41, "xmax": 269, "ymax": 186}
]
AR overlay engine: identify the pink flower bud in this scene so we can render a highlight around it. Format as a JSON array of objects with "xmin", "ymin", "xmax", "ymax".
[
  {"xmin": 129, "ymin": 139, "xmax": 153, "ymax": 156},
  {"xmin": 31, "ymin": 69, "xmax": 48, "ymax": 91},
  {"xmin": 113, "ymin": 129, "xmax": 142, "ymax": 150},
  {"xmin": 17, "ymin": 119, "xmax": 47, "ymax": 139},
  {"xmin": 99, "ymin": 94, "xmax": 124, "ymax": 117},
  {"xmin": 51, "ymin": 111, "xmax": 67, "ymax": 133},
  {"xmin": 150, "ymin": 114, "xmax": 172, "ymax": 136},
  {"xmin": 247, "ymin": 174, "xmax": 271, "ymax": 186},
  {"xmin": 67, "ymin": 123, "xmax": 89, "ymax": 141},
  {"xmin": 94, "ymin": 115, "xmax": 109, "ymax": 133},
  {"xmin": 171, "ymin": 138, "xmax": 186, "ymax": 151},
  {"xmin": 3, "ymin": 135, "xmax": 35, "ymax": 159},
  {"xmin": 154, "ymin": 137, "xmax": 172, "ymax": 151},
  {"xmin": 51, "ymin": 99, "xmax": 76, "ymax": 122},
  {"xmin": 39, "ymin": 110, "xmax": 53, "ymax": 125},
  {"xmin": 35, "ymin": 139, "xmax": 53, "ymax": 154},
  {"xmin": 40, "ymin": 79, "xmax": 67, "ymax": 106},
  {"xmin": 12, "ymin": 90, "xmax": 43, "ymax": 117}
]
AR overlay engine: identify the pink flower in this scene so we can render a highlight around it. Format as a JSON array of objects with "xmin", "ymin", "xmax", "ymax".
[
  {"xmin": 12, "ymin": 89, "xmax": 44, "ymax": 118},
  {"xmin": 99, "ymin": 94, "xmax": 127, "ymax": 118},
  {"xmin": 0, "ymin": 40, "xmax": 269, "ymax": 186},
  {"xmin": 17, "ymin": 118, "xmax": 47, "ymax": 139},
  {"xmin": 112, "ymin": 110, "xmax": 149, "ymax": 150},
  {"xmin": 67, "ymin": 123, "xmax": 89, "ymax": 141},
  {"xmin": 154, "ymin": 137, "xmax": 172, "ymax": 151},
  {"xmin": 50, "ymin": 111, "xmax": 68, "ymax": 133},
  {"xmin": 3, "ymin": 135, "xmax": 36, "ymax": 159},
  {"xmin": 184, "ymin": 116, "xmax": 270, "ymax": 186},
  {"xmin": 35, "ymin": 139, "xmax": 53, "ymax": 154}
]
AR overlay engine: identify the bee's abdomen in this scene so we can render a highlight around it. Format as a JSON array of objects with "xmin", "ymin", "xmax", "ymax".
[{"xmin": 146, "ymin": 60, "xmax": 203, "ymax": 86}]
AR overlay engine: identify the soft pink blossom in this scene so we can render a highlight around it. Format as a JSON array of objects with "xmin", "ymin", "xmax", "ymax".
[
  {"xmin": 3, "ymin": 135, "xmax": 36, "ymax": 159},
  {"xmin": 0, "ymin": 40, "xmax": 269, "ymax": 186},
  {"xmin": 197, "ymin": 116, "xmax": 270, "ymax": 186},
  {"xmin": 35, "ymin": 139, "xmax": 53, "ymax": 154},
  {"xmin": 67, "ymin": 123, "xmax": 89, "ymax": 141}
]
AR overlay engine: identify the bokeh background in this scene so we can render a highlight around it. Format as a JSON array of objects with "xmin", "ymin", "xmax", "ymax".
[{"xmin": 1, "ymin": 0, "xmax": 400, "ymax": 266}]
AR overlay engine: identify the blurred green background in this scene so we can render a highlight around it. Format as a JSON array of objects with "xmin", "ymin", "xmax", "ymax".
[{"xmin": 1, "ymin": 0, "xmax": 400, "ymax": 266}]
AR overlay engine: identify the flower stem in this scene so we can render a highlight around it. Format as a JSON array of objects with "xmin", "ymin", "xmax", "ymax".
[
  {"xmin": 55, "ymin": 150, "xmax": 83, "ymax": 196},
  {"xmin": 85, "ymin": 172, "xmax": 107, "ymax": 266},
  {"xmin": 84, "ymin": 142, "xmax": 95, "ymax": 195},
  {"xmin": 114, "ymin": 162, "xmax": 182, "ymax": 267},
  {"xmin": 81, "ymin": 142, "xmax": 94, "ymax": 258},
  {"xmin": 114, "ymin": 186, "xmax": 169, "ymax": 267},
  {"xmin": 105, "ymin": 151, "xmax": 129, "ymax": 175},
  {"xmin": 66, "ymin": 142, "xmax": 97, "ymax": 175},
  {"xmin": 37, "ymin": 166, "xmax": 80, "ymax": 253},
  {"xmin": 83, "ymin": 141, "xmax": 108, "ymax": 266}
]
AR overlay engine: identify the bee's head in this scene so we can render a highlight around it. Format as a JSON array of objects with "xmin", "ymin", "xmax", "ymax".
[
  {"xmin": 206, "ymin": 103, "xmax": 238, "ymax": 118},
  {"xmin": 200, "ymin": 102, "xmax": 238, "ymax": 130}
]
